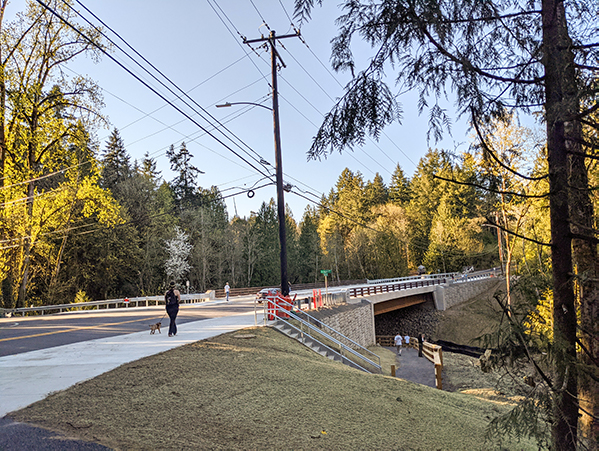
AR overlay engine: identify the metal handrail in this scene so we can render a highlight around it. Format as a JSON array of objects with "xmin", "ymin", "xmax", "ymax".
[
  {"xmin": 353, "ymin": 268, "xmax": 502, "ymax": 298},
  {"xmin": 278, "ymin": 296, "xmax": 380, "ymax": 365},
  {"xmin": 282, "ymin": 310, "xmax": 374, "ymax": 373},
  {"xmin": 265, "ymin": 297, "xmax": 381, "ymax": 373},
  {"xmin": 348, "ymin": 277, "xmax": 447, "ymax": 298}
]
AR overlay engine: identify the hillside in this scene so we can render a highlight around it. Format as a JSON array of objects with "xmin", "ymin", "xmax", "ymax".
[{"xmin": 9, "ymin": 326, "xmax": 536, "ymax": 450}]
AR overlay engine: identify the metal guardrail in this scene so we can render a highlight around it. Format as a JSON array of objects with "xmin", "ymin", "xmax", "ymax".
[
  {"xmin": 1, "ymin": 292, "xmax": 215, "ymax": 317},
  {"xmin": 263, "ymin": 296, "xmax": 382, "ymax": 374},
  {"xmin": 450, "ymin": 268, "xmax": 500, "ymax": 283}
]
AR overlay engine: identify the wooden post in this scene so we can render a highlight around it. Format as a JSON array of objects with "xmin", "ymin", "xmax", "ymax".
[
  {"xmin": 391, "ymin": 365, "xmax": 396, "ymax": 377},
  {"xmin": 435, "ymin": 364, "xmax": 443, "ymax": 390}
]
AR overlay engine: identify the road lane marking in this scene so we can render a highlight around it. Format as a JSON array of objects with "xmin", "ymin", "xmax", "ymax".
[{"xmin": 0, "ymin": 317, "xmax": 153, "ymax": 342}]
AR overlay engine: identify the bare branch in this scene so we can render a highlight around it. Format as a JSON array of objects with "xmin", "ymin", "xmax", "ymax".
[
  {"xmin": 433, "ymin": 173, "xmax": 549, "ymax": 199},
  {"xmin": 484, "ymin": 221, "xmax": 551, "ymax": 247},
  {"xmin": 472, "ymin": 111, "xmax": 548, "ymax": 181}
]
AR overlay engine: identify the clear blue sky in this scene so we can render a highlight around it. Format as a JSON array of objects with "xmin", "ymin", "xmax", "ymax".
[{"xmin": 8, "ymin": 0, "xmax": 470, "ymax": 220}]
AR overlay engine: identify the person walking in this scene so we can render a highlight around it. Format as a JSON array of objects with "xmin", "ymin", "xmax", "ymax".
[
  {"xmin": 404, "ymin": 334, "xmax": 411, "ymax": 349},
  {"xmin": 224, "ymin": 282, "xmax": 230, "ymax": 301},
  {"xmin": 394, "ymin": 333, "xmax": 403, "ymax": 355},
  {"xmin": 165, "ymin": 281, "xmax": 180, "ymax": 337}
]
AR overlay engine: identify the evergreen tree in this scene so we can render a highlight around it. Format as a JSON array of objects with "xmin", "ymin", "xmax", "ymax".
[
  {"xmin": 297, "ymin": 207, "xmax": 322, "ymax": 283},
  {"xmin": 364, "ymin": 173, "xmax": 388, "ymax": 216},
  {"xmin": 405, "ymin": 149, "xmax": 447, "ymax": 269},
  {"xmin": 167, "ymin": 142, "xmax": 203, "ymax": 208},
  {"xmin": 140, "ymin": 152, "xmax": 161, "ymax": 185},
  {"xmin": 251, "ymin": 200, "xmax": 280, "ymax": 286},
  {"xmin": 102, "ymin": 129, "xmax": 131, "ymax": 192},
  {"xmin": 389, "ymin": 164, "xmax": 411, "ymax": 206}
]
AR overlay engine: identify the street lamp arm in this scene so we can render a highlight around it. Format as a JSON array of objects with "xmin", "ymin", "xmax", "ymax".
[{"xmin": 215, "ymin": 101, "xmax": 272, "ymax": 111}]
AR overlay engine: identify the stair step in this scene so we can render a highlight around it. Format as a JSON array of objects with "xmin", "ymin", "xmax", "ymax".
[{"xmin": 271, "ymin": 319, "xmax": 375, "ymax": 374}]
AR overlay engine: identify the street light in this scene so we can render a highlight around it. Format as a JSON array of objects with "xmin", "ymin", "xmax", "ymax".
[
  {"xmin": 216, "ymin": 101, "xmax": 272, "ymax": 111},
  {"xmin": 216, "ymin": 95, "xmax": 290, "ymax": 297}
]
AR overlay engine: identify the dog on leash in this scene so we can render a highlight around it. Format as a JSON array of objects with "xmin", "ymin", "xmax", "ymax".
[{"xmin": 149, "ymin": 322, "xmax": 162, "ymax": 334}]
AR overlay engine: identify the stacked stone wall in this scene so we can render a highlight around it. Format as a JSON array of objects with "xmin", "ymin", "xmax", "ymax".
[
  {"xmin": 309, "ymin": 301, "xmax": 375, "ymax": 348},
  {"xmin": 443, "ymin": 278, "xmax": 505, "ymax": 309}
]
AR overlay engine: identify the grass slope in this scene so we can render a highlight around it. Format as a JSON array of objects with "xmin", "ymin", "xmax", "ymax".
[{"xmin": 10, "ymin": 326, "xmax": 535, "ymax": 450}]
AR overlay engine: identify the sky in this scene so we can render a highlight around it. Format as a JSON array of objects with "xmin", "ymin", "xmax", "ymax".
[{"xmin": 7, "ymin": 0, "xmax": 471, "ymax": 220}]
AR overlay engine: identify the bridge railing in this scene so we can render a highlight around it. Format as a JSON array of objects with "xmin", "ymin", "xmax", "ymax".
[
  {"xmin": 348, "ymin": 277, "xmax": 448, "ymax": 298},
  {"xmin": 451, "ymin": 267, "xmax": 501, "ymax": 283},
  {"xmin": 367, "ymin": 273, "xmax": 459, "ymax": 285},
  {"xmin": 1, "ymin": 292, "xmax": 214, "ymax": 317}
]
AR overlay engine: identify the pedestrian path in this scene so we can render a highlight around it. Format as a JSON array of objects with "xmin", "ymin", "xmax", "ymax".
[
  {"xmin": 0, "ymin": 310, "xmax": 262, "ymax": 418},
  {"xmin": 388, "ymin": 346, "xmax": 436, "ymax": 388}
]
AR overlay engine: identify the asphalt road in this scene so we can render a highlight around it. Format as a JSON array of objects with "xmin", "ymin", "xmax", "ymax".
[{"xmin": 0, "ymin": 298, "xmax": 257, "ymax": 357}]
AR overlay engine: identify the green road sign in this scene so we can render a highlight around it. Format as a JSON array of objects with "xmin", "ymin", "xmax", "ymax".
[{"xmin": 320, "ymin": 269, "xmax": 332, "ymax": 276}]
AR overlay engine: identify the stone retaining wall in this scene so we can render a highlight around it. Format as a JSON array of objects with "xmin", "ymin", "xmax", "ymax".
[
  {"xmin": 309, "ymin": 300, "xmax": 375, "ymax": 348},
  {"xmin": 435, "ymin": 278, "xmax": 506, "ymax": 310}
]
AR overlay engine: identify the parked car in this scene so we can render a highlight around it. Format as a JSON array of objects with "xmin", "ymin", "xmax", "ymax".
[{"xmin": 255, "ymin": 288, "xmax": 280, "ymax": 303}]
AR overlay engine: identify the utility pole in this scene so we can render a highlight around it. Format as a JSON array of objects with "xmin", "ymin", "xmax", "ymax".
[{"xmin": 244, "ymin": 30, "xmax": 300, "ymax": 297}]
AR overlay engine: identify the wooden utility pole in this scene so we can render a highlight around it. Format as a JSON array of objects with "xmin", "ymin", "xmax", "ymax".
[{"xmin": 244, "ymin": 30, "xmax": 300, "ymax": 297}]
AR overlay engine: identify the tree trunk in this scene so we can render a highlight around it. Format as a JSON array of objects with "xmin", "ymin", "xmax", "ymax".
[
  {"xmin": 569, "ymin": 105, "xmax": 599, "ymax": 449},
  {"xmin": 542, "ymin": 1, "xmax": 580, "ymax": 448}
]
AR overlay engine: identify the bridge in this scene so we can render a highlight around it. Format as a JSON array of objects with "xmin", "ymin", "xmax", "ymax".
[
  {"xmin": 1, "ymin": 268, "xmax": 501, "ymax": 318},
  {"xmin": 330, "ymin": 268, "xmax": 502, "ymax": 315}
]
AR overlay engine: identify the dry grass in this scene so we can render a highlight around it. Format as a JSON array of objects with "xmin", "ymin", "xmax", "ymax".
[{"xmin": 9, "ymin": 326, "xmax": 536, "ymax": 450}]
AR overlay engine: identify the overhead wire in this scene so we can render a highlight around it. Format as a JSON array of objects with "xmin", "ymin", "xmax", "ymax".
[
  {"xmin": 4, "ymin": 0, "xmax": 275, "ymax": 192},
  {"xmin": 206, "ymin": 0, "xmax": 270, "ymax": 86},
  {"xmin": 293, "ymin": 29, "xmax": 418, "ymax": 170},
  {"xmin": 248, "ymin": 0, "xmax": 271, "ymax": 31},
  {"xmin": 68, "ymin": 0, "xmax": 273, "ymax": 178},
  {"xmin": 0, "ymin": 53, "xmax": 263, "ymax": 191},
  {"xmin": 1, "ymin": 0, "xmax": 283, "ymax": 249},
  {"xmin": 278, "ymin": 46, "xmax": 393, "ymax": 176}
]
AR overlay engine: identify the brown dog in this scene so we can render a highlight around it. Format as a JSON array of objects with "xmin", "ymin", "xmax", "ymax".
[{"xmin": 149, "ymin": 322, "xmax": 161, "ymax": 334}]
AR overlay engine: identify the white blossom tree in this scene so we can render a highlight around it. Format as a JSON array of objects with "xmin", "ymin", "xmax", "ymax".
[{"xmin": 164, "ymin": 227, "xmax": 192, "ymax": 284}]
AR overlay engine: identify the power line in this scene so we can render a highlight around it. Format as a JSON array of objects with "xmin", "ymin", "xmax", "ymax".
[
  {"xmin": 206, "ymin": 0, "xmax": 270, "ymax": 86},
  {"xmin": 36, "ymin": 0, "xmax": 273, "ymax": 183},
  {"xmin": 277, "ymin": 0, "xmax": 295, "ymax": 26},
  {"xmin": 248, "ymin": 0, "xmax": 270, "ymax": 31},
  {"xmin": 69, "ymin": 0, "xmax": 273, "ymax": 177}
]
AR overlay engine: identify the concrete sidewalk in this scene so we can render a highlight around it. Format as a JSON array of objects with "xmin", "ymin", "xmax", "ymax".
[{"xmin": 1, "ymin": 309, "xmax": 263, "ymax": 418}]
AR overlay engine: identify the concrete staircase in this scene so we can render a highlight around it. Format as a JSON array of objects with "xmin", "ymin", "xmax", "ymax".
[{"xmin": 271, "ymin": 319, "xmax": 371, "ymax": 372}]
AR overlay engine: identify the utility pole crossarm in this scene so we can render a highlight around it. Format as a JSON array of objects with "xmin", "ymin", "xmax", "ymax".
[{"xmin": 243, "ymin": 30, "xmax": 300, "ymax": 45}]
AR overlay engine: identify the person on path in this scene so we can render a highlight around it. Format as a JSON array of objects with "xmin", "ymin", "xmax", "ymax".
[
  {"xmin": 165, "ymin": 281, "xmax": 180, "ymax": 337},
  {"xmin": 225, "ymin": 282, "xmax": 230, "ymax": 301},
  {"xmin": 404, "ymin": 335, "xmax": 411, "ymax": 349},
  {"xmin": 394, "ymin": 333, "xmax": 403, "ymax": 355}
]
